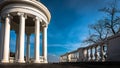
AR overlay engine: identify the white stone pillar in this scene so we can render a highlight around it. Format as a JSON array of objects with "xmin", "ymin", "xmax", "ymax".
[
  {"xmin": 26, "ymin": 34, "xmax": 30, "ymax": 63},
  {"xmin": 82, "ymin": 49, "xmax": 86, "ymax": 61},
  {"xmin": 87, "ymin": 48, "xmax": 89, "ymax": 61},
  {"xmin": 17, "ymin": 13, "xmax": 25, "ymax": 63},
  {"xmin": 15, "ymin": 32, "xmax": 19, "ymax": 62},
  {"xmin": 34, "ymin": 17, "xmax": 40, "ymax": 63},
  {"xmin": 68, "ymin": 54, "xmax": 71, "ymax": 62},
  {"xmin": 0, "ymin": 22, "xmax": 5, "ymax": 61},
  {"xmin": 1, "ymin": 14, "xmax": 11, "ymax": 63},
  {"xmin": 42, "ymin": 24, "xmax": 48, "ymax": 63}
]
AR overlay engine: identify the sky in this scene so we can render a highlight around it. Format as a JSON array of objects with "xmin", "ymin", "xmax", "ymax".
[
  {"xmin": 0, "ymin": 0, "xmax": 116, "ymax": 62},
  {"xmin": 40, "ymin": 0, "xmax": 110, "ymax": 62}
]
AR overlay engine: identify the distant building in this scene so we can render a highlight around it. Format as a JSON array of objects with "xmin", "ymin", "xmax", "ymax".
[{"xmin": 60, "ymin": 33, "xmax": 120, "ymax": 62}]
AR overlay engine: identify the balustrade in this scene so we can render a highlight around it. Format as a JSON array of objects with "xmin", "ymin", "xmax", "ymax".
[{"xmin": 60, "ymin": 43, "xmax": 108, "ymax": 62}]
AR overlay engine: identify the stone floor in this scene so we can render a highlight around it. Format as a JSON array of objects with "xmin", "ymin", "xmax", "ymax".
[{"xmin": 0, "ymin": 62, "xmax": 120, "ymax": 68}]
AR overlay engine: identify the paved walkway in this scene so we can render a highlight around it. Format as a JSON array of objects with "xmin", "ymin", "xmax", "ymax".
[{"xmin": 0, "ymin": 62, "xmax": 120, "ymax": 68}]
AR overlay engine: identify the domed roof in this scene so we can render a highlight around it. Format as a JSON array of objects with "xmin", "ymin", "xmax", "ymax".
[{"xmin": 0, "ymin": 0, "xmax": 51, "ymax": 23}]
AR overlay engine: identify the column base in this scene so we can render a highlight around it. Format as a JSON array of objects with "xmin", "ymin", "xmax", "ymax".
[
  {"xmin": 1, "ymin": 59, "xmax": 9, "ymax": 63},
  {"xmin": 17, "ymin": 59, "xmax": 25, "ymax": 63},
  {"xmin": 33, "ymin": 60, "xmax": 40, "ymax": 63}
]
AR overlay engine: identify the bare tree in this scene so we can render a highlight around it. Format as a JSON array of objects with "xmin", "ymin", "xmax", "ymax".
[
  {"xmin": 83, "ymin": 0, "xmax": 120, "ymax": 45},
  {"xmin": 83, "ymin": 20, "xmax": 109, "ymax": 44},
  {"xmin": 99, "ymin": 0, "xmax": 120, "ymax": 35}
]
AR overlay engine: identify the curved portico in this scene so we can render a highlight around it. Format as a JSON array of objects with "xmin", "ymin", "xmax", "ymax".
[{"xmin": 0, "ymin": 0, "xmax": 51, "ymax": 63}]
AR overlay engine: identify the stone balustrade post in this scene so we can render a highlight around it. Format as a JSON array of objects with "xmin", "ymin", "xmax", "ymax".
[
  {"xmin": 82, "ymin": 49, "xmax": 86, "ymax": 61},
  {"xmin": 86, "ymin": 48, "xmax": 89, "ymax": 61}
]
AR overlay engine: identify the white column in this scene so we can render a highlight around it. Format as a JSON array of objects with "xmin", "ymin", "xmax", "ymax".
[
  {"xmin": 42, "ymin": 25, "xmax": 48, "ymax": 63},
  {"xmin": 34, "ymin": 17, "xmax": 40, "ymax": 63},
  {"xmin": 17, "ymin": 13, "xmax": 25, "ymax": 63},
  {"xmin": 15, "ymin": 32, "xmax": 19, "ymax": 62},
  {"xmin": 82, "ymin": 49, "xmax": 86, "ymax": 61},
  {"xmin": 68, "ymin": 54, "xmax": 71, "ymax": 62},
  {"xmin": 26, "ymin": 34, "xmax": 30, "ymax": 63},
  {"xmin": 1, "ymin": 14, "xmax": 11, "ymax": 63},
  {"xmin": 0, "ymin": 23, "xmax": 5, "ymax": 61}
]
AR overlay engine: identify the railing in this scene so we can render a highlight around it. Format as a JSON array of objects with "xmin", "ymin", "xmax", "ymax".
[{"xmin": 60, "ymin": 33, "xmax": 120, "ymax": 62}]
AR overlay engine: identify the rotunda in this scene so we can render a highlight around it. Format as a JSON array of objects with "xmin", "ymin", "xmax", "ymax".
[{"xmin": 0, "ymin": 0, "xmax": 51, "ymax": 63}]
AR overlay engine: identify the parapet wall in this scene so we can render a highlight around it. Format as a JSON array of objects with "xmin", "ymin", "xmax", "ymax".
[{"xmin": 107, "ymin": 36, "xmax": 120, "ymax": 61}]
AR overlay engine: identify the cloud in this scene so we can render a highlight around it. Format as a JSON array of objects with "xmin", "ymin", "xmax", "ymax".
[{"xmin": 48, "ymin": 42, "xmax": 81, "ymax": 56}]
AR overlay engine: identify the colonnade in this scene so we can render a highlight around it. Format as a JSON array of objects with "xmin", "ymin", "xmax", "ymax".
[{"xmin": 0, "ymin": 13, "xmax": 48, "ymax": 63}]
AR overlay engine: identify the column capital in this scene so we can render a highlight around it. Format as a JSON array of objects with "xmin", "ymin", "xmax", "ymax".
[
  {"xmin": 17, "ymin": 12, "xmax": 24, "ymax": 16},
  {"xmin": 42, "ymin": 23, "xmax": 48, "ymax": 28},
  {"xmin": 34, "ymin": 16, "xmax": 39, "ymax": 20},
  {"xmin": 17, "ymin": 12, "xmax": 27, "ymax": 19},
  {"xmin": 33, "ymin": 16, "xmax": 42, "ymax": 22},
  {"xmin": 2, "ymin": 13, "xmax": 13, "ymax": 19}
]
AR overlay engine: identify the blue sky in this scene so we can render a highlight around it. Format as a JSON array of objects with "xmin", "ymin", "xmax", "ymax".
[
  {"xmin": 4, "ymin": 0, "xmax": 115, "ymax": 62},
  {"xmin": 40, "ymin": 0, "xmax": 109, "ymax": 62}
]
